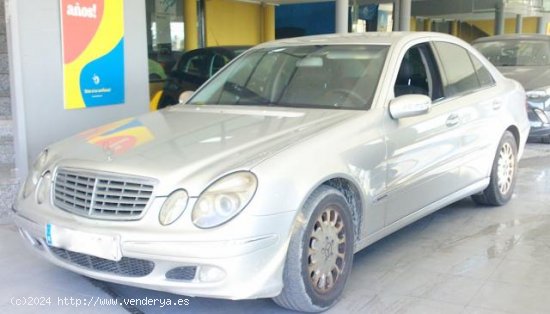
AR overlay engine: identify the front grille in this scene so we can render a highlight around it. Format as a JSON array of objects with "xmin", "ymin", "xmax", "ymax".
[
  {"xmin": 166, "ymin": 266, "xmax": 197, "ymax": 281},
  {"xmin": 49, "ymin": 246, "xmax": 154, "ymax": 277},
  {"xmin": 53, "ymin": 168, "xmax": 155, "ymax": 220}
]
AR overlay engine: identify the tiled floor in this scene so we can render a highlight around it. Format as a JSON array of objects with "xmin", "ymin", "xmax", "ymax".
[{"xmin": 1, "ymin": 143, "xmax": 550, "ymax": 314}]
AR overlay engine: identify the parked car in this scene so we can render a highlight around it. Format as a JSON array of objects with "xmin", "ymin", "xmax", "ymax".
[
  {"xmin": 473, "ymin": 34, "xmax": 550, "ymax": 143},
  {"xmin": 14, "ymin": 32, "xmax": 529, "ymax": 312},
  {"xmin": 152, "ymin": 46, "xmax": 249, "ymax": 110}
]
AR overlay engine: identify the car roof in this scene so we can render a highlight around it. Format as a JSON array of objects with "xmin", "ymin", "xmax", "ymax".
[
  {"xmin": 472, "ymin": 34, "xmax": 550, "ymax": 44},
  {"xmin": 187, "ymin": 46, "xmax": 251, "ymax": 53},
  {"xmin": 255, "ymin": 31, "xmax": 462, "ymax": 48}
]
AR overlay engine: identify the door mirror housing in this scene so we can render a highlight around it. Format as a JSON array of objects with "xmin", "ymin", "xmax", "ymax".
[
  {"xmin": 179, "ymin": 91, "xmax": 195, "ymax": 104},
  {"xmin": 389, "ymin": 94, "xmax": 431, "ymax": 119}
]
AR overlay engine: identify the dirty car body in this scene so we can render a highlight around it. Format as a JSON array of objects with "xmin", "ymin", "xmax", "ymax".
[{"xmin": 14, "ymin": 32, "xmax": 529, "ymax": 312}]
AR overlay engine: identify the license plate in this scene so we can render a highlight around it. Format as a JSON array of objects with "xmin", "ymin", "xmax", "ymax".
[{"xmin": 45, "ymin": 224, "xmax": 121, "ymax": 261}]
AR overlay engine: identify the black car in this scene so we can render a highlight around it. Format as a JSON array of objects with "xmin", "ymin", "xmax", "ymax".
[
  {"xmin": 473, "ymin": 34, "xmax": 550, "ymax": 143},
  {"xmin": 155, "ymin": 46, "xmax": 249, "ymax": 110}
]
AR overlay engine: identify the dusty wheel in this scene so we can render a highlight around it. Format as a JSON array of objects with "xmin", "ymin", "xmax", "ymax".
[
  {"xmin": 472, "ymin": 131, "xmax": 518, "ymax": 206},
  {"xmin": 273, "ymin": 186, "xmax": 354, "ymax": 312}
]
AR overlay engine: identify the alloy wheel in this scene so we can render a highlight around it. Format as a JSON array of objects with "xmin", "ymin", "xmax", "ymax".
[
  {"xmin": 497, "ymin": 142, "xmax": 515, "ymax": 195},
  {"xmin": 307, "ymin": 206, "xmax": 347, "ymax": 294}
]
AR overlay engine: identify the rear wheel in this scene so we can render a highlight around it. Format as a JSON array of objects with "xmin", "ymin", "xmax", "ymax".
[
  {"xmin": 472, "ymin": 131, "xmax": 517, "ymax": 206},
  {"xmin": 273, "ymin": 186, "xmax": 354, "ymax": 312}
]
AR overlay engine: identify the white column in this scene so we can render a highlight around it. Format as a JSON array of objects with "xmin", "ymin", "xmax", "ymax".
[
  {"xmin": 516, "ymin": 14, "xmax": 523, "ymax": 33},
  {"xmin": 399, "ymin": 0, "xmax": 411, "ymax": 31},
  {"xmin": 495, "ymin": 1, "xmax": 505, "ymax": 35},
  {"xmin": 537, "ymin": 15, "xmax": 547, "ymax": 34},
  {"xmin": 335, "ymin": 0, "xmax": 349, "ymax": 33}
]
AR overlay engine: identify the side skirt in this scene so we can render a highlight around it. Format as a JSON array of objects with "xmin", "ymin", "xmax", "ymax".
[{"xmin": 354, "ymin": 178, "xmax": 490, "ymax": 253}]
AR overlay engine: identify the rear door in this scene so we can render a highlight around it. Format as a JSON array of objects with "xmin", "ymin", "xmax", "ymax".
[{"xmin": 431, "ymin": 41, "xmax": 503, "ymax": 186}]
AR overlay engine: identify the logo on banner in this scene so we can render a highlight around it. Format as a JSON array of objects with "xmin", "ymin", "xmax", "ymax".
[{"xmin": 66, "ymin": 3, "xmax": 98, "ymax": 19}]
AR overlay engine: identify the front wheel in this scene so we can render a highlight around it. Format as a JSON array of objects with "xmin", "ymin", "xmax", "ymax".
[
  {"xmin": 273, "ymin": 186, "xmax": 354, "ymax": 312},
  {"xmin": 472, "ymin": 131, "xmax": 518, "ymax": 206}
]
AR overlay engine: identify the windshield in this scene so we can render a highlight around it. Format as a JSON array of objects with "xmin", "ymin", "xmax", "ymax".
[
  {"xmin": 188, "ymin": 45, "xmax": 389, "ymax": 110},
  {"xmin": 473, "ymin": 39, "xmax": 550, "ymax": 66}
]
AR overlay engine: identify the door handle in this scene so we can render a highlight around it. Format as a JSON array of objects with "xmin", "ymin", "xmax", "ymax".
[
  {"xmin": 492, "ymin": 100, "xmax": 502, "ymax": 110},
  {"xmin": 446, "ymin": 113, "xmax": 460, "ymax": 127}
]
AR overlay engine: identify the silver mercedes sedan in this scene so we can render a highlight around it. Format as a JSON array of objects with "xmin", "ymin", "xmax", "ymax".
[{"xmin": 13, "ymin": 32, "xmax": 529, "ymax": 312}]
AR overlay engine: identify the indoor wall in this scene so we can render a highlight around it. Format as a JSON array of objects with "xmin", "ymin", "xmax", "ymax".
[
  {"xmin": 204, "ymin": 0, "xmax": 273, "ymax": 46},
  {"xmin": 468, "ymin": 16, "xmax": 540, "ymax": 36}
]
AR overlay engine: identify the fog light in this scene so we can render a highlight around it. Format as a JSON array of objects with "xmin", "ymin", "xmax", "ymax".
[
  {"xmin": 36, "ymin": 172, "xmax": 52, "ymax": 205},
  {"xmin": 198, "ymin": 266, "xmax": 226, "ymax": 283}
]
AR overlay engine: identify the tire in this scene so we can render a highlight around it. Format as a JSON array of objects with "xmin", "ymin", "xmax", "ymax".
[
  {"xmin": 273, "ymin": 186, "xmax": 354, "ymax": 312},
  {"xmin": 472, "ymin": 131, "xmax": 518, "ymax": 206}
]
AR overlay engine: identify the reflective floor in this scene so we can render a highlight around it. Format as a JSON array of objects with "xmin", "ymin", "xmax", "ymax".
[{"xmin": 1, "ymin": 143, "xmax": 550, "ymax": 314}]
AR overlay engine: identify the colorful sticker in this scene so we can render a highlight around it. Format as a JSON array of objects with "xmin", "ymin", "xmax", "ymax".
[
  {"xmin": 80, "ymin": 118, "xmax": 154, "ymax": 155},
  {"xmin": 61, "ymin": 0, "xmax": 125, "ymax": 109}
]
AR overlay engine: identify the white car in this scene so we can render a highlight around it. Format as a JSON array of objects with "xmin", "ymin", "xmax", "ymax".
[{"xmin": 13, "ymin": 32, "xmax": 529, "ymax": 312}]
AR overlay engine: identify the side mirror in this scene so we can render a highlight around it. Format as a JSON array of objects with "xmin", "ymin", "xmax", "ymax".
[
  {"xmin": 179, "ymin": 91, "xmax": 195, "ymax": 104},
  {"xmin": 389, "ymin": 94, "xmax": 431, "ymax": 119}
]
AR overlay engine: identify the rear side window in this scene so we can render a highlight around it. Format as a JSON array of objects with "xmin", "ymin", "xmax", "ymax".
[
  {"xmin": 178, "ymin": 53, "xmax": 210, "ymax": 78},
  {"xmin": 470, "ymin": 53, "xmax": 495, "ymax": 87},
  {"xmin": 433, "ymin": 42, "xmax": 480, "ymax": 97}
]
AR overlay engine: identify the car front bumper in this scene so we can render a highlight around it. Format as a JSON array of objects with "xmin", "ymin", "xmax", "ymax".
[{"xmin": 12, "ymin": 202, "xmax": 295, "ymax": 300}]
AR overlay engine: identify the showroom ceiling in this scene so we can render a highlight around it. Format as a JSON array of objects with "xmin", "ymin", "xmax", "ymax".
[{"xmin": 254, "ymin": 0, "xmax": 548, "ymax": 21}]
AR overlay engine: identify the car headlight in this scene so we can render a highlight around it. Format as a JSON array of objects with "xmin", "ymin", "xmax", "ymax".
[
  {"xmin": 534, "ymin": 108, "xmax": 550, "ymax": 124},
  {"xmin": 192, "ymin": 171, "xmax": 257, "ymax": 229},
  {"xmin": 23, "ymin": 149, "xmax": 49, "ymax": 199},
  {"xmin": 159, "ymin": 190, "xmax": 189, "ymax": 226}
]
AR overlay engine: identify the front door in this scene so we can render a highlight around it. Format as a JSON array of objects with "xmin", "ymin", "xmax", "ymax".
[{"xmin": 383, "ymin": 42, "xmax": 464, "ymax": 225}]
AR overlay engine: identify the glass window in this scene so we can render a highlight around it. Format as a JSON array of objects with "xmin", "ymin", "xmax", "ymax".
[
  {"xmin": 394, "ymin": 44, "xmax": 443, "ymax": 101},
  {"xmin": 146, "ymin": 0, "xmax": 185, "ymax": 82},
  {"xmin": 394, "ymin": 47, "xmax": 430, "ymax": 97},
  {"xmin": 470, "ymin": 53, "xmax": 495, "ymax": 88},
  {"xmin": 190, "ymin": 45, "xmax": 390, "ymax": 110},
  {"xmin": 211, "ymin": 54, "xmax": 231, "ymax": 75},
  {"xmin": 181, "ymin": 54, "xmax": 210, "ymax": 78},
  {"xmin": 473, "ymin": 40, "xmax": 550, "ymax": 66},
  {"xmin": 434, "ymin": 42, "xmax": 480, "ymax": 97}
]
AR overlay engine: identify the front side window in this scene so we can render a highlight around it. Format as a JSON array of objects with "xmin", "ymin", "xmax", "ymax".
[
  {"xmin": 189, "ymin": 45, "xmax": 390, "ymax": 110},
  {"xmin": 394, "ymin": 44, "xmax": 443, "ymax": 101},
  {"xmin": 473, "ymin": 39, "xmax": 550, "ymax": 66},
  {"xmin": 434, "ymin": 42, "xmax": 480, "ymax": 97}
]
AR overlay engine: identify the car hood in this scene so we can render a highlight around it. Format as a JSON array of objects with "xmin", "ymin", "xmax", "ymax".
[
  {"xmin": 497, "ymin": 65, "xmax": 550, "ymax": 91},
  {"xmin": 47, "ymin": 105, "xmax": 358, "ymax": 195}
]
